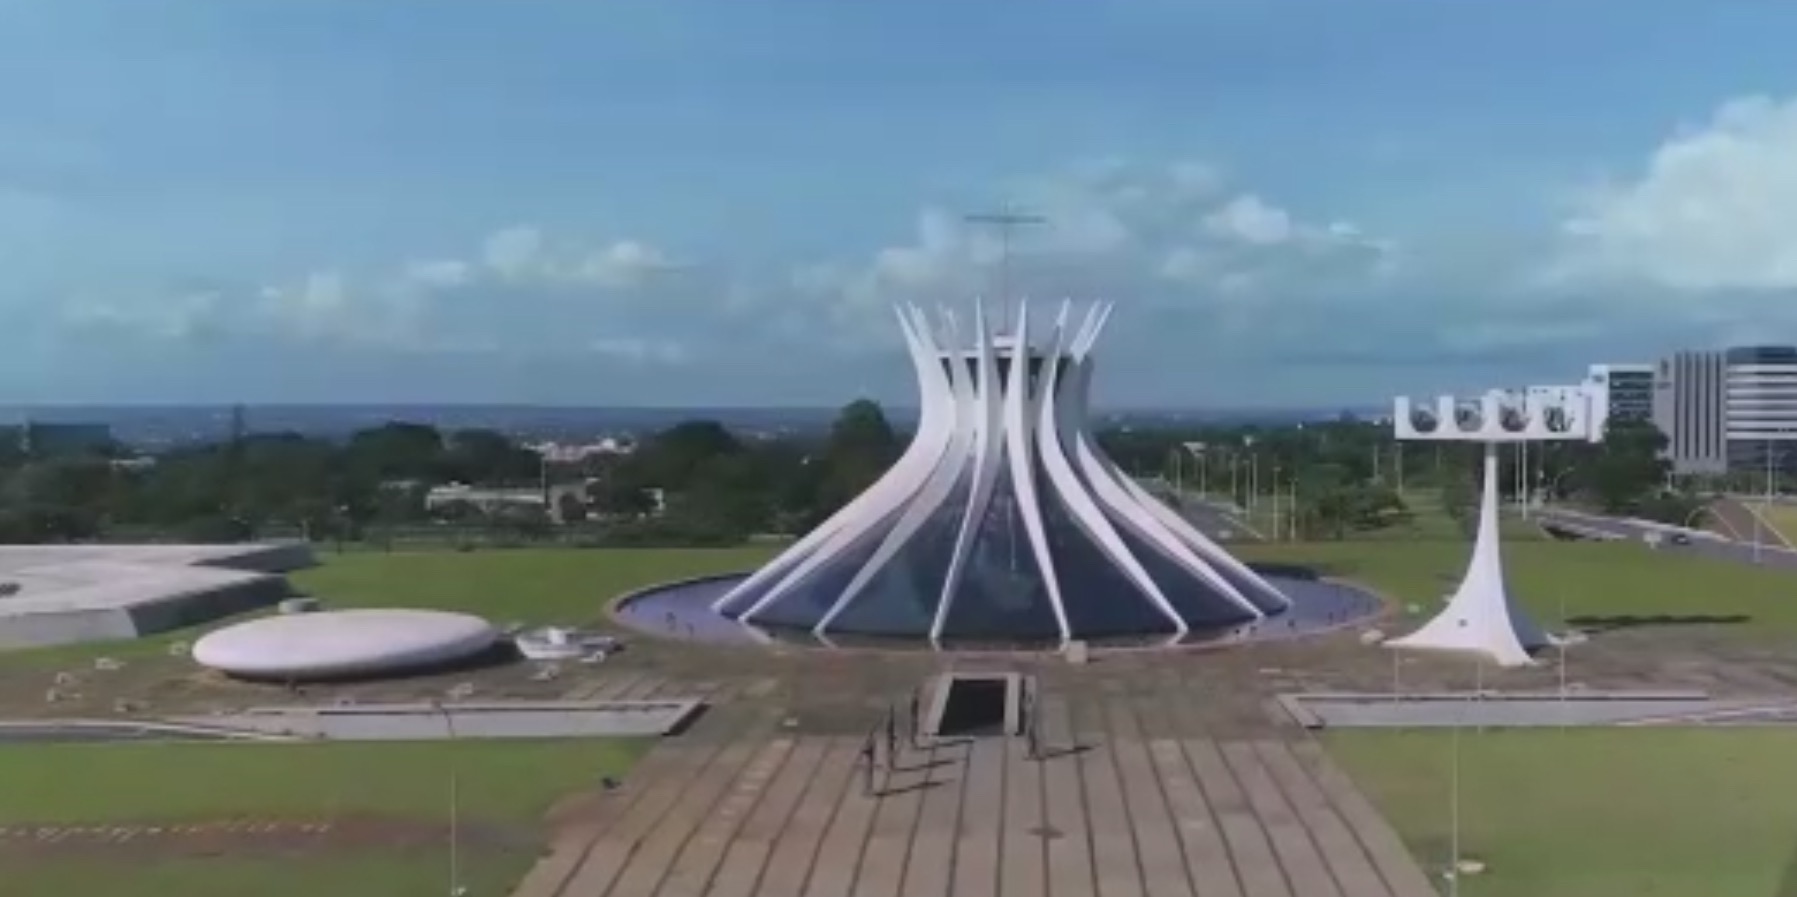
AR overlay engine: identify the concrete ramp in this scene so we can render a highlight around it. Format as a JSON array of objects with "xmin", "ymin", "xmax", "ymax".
[
  {"xmin": 167, "ymin": 699, "xmax": 704, "ymax": 741},
  {"xmin": 1278, "ymin": 690, "xmax": 1789, "ymax": 729}
]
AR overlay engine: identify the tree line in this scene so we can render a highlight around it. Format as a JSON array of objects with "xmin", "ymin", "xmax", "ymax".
[{"xmin": 0, "ymin": 401, "xmax": 1685, "ymax": 546}]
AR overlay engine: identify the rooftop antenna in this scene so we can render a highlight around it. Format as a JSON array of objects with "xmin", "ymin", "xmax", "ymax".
[{"xmin": 963, "ymin": 205, "xmax": 1045, "ymax": 338}]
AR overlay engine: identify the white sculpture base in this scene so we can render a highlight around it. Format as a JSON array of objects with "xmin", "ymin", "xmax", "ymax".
[{"xmin": 1386, "ymin": 443, "xmax": 1550, "ymax": 668}]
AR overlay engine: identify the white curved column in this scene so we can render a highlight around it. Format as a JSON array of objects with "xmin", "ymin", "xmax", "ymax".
[
  {"xmin": 1093, "ymin": 417, "xmax": 1292, "ymax": 612},
  {"xmin": 732, "ymin": 305, "xmax": 959, "ymax": 624},
  {"xmin": 931, "ymin": 299, "xmax": 1007, "ymax": 647},
  {"xmin": 1057, "ymin": 306, "xmax": 1264, "ymax": 618},
  {"xmin": 1035, "ymin": 302, "xmax": 1188, "ymax": 634},
  {"xmin": 815, "ymin": 309, "xmax": 981, "ymax": 636},
  {"xmin": 1052, "ymin": 312, "xmax": 1291, "ymax": 613},
  {"xmin": 1003, "ymin": 304, "xmax": 1074, "ymax": 645}
]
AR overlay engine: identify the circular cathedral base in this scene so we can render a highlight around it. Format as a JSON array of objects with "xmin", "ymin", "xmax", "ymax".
[{"xmin": 611, "ymin": 568, "xmax": 1385, "ymax": 652}]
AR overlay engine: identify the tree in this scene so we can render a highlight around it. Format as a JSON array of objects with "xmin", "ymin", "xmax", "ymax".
[
  {"xmin": 1576, "ymin": 419, "xmax": 1672, "ymax": 513},
  {"xmin": 635, "ymin": 420, "xmax": 742, "ymax": 491},
  {"xmin": 557, "ymin": 491, "xmax": 589, "ymax": 524},
  {"xmin": 1439, "ymin": 467, "xmax": 1477, "ymax": 536},
  {"xmin": 587, "ymin": 471, "xmax": 656, "ymax": 519},
  {"xmin": 810, "ymin": 400, "xmax": 901, "ymax": 520},
  {"xmin": 443, "ymin": 429, "xmax": 541, "ymax": 485},
  {"xmin": 345, "ymin": 422, "xmax": 445, "ymax": 482},
  {"xmin": 1302, "ymin": 483, "xmax": 1409, "ymax": 539}
]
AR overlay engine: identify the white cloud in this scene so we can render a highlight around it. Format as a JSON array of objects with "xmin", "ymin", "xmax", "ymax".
[
  {"xmin": 482, "ymin": 226, "xmax": 547, "ymax": 279},
  {"xmin": 1203, "ymin": 195, "xmax": 1294, "ymax": 245},
  {"xmin": 787, "ymin": 162, "xmax": 1398, "ymax": 346},
  {"xmin": 63, "ymin": 224, "xmax": 687, "ymax": 359},
  {"xmin": 573, "ymin": 240, "xmax": 671, "ymax": 289},
  {"xmin": 1553, "ymin": 95, "xmax": 1797, "ymax": 292},
  {"xmin": 588, "ymin": 336, "xmax": 688, "ymax": 365},
  {"xmin": 476, "ymin": 225, "xmax": 674, "ymax": 289},
  {"xmin": 403, "ymin": 259, "xmax": 471, "ymax": 289},
  {"xmin": 55, "ymin": 160, "xmax": 1431, "ymax": 388}
]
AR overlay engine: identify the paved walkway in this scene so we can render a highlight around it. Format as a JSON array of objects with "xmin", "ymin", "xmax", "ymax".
[{"xmin": 513, "ymin": 702, "xmax": 1435, "ymax": 897}]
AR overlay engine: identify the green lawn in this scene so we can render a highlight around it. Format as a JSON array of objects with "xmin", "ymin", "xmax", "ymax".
[
  {"xmin": 0, "ymin": 546, "xmax": 780, "ymax": 669},
  {"xmin": 1222, "ymin": 488, "xmax": 1547, "ymax": 544},
  {"xmin": 0, "ymin": 738, "xmax": 645, "ymax": 897},
  {"xmin": 1751, "ymin": 502, "xmax": 1797, "ymax": 546},
  {"xmin": 1238, "ymin": 537, "xmax": 1797, "ymax": 632},
  {"xmin": 1330, "ymin": 728, "xmax": 1797, "ymax": 897},
  {"xmin": 289, "ymin": 545, "xmax": 777, "ymax": 624},
  {"xmin": 285, "ymin": 539, "xmax": 1797, "ymax": 637},
  {"xmin": 9, "ymin": 539, "xmax": 1797, "ymax": 895}
]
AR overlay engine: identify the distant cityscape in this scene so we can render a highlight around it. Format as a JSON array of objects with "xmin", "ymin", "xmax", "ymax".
[
  {"xmin": 1450, "ymin": 344, "xmax": 1797, "ymax": 478},
  {"xmin": 7, "ymin": 339, "xmax": 1795, "ymax": 482},
  {"xmin": 0, "ymin": 403, "xmax": 1387, "ymax": 454}
]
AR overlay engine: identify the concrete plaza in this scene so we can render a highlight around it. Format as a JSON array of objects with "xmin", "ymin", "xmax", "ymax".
[{"xmin": 514, "ymin": 675, "xmax": 1438, "ymax": 897}]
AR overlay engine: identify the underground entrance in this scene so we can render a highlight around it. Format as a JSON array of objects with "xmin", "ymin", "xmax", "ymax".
[{"xmin": 925, "ymin": 673, "xmax": 1032, "ymax": 739}]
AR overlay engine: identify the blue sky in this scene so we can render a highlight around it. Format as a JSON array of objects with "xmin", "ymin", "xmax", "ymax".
[{"xmin": 6, "ymin": 1, "xmax": 1797, "ymax": 408}]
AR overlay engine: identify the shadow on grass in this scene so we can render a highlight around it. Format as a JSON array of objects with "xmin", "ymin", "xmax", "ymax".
[
  {"xmin": 1777, "ymin": 841, "xmax": 1797, "ymax": 897},
  {"xmin": 1568, "ymin": 613, "xmax": 1753, "ymax": 633}
]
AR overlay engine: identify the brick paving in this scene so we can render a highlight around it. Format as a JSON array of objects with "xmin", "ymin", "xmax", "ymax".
[{"xmin": 512, "ymin": 678, "xmax": 1435, "ymax": 897}]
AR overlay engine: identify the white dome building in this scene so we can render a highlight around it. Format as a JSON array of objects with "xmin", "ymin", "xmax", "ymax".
[
  {"xmin": 712, "ymin": 300, "xmax": 1292, "ymax": 648},
  {"xmin": 193, "ymin": 609, "xmax": 499, "ymax": 680}
]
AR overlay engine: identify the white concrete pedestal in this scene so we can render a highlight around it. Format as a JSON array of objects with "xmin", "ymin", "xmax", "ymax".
[{"xmin": 1387, "ymin": 443, "xmax": 1549, "ymax": 667}]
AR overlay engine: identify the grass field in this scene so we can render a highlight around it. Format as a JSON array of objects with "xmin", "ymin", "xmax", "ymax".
[
  {"xmin": 1210, "ymin": 488, "xmax": 1547, "ymax": 544},
  {"xmin": 290, "ymin": 544, "xmax": 775, "ymax": 624},
  {"xmin": 281, "ymin": 539, "xmax": 1797, "ymax": 637},
  {"xmin": 1330, "ymin": 728, "xmax": 1797, "ymax": 897},
  {"xmin": 0, "ymin": 738, "xmax": 645, "ymax": 897},
  {"xmin": 7, "ymin": 537, "xmax": 1797, "ymax": 894},
  {"xmin": 1238, "ymin": 537, "xmax": 1797, "ymax": 632},
  {"xmin": 6, "ymin": 536, "xmax": 1793, "ymax": 671},
  {"xmin": 1750, "ymin": 502, "xmax": 1797, "ymax": 546},
  {"xmin": 0, "ymin": 545, "xmax": 781, "ymax": 669}
]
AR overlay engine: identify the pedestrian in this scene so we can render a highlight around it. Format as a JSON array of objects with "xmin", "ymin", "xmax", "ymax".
[
  {"xmin": 884, "ymin": 706, "xmax": 898, "ymax": 763},
  {"xmin": 1027, "ymin": 690, "xmax": 1042, "ymax": 762},
  {"xmin": 908, "ymin": 687, "xmax": 922, "ymax": 747},
  {"xmin": 858, "ymin": 734, "xmax": 876, "ymax": 796}
]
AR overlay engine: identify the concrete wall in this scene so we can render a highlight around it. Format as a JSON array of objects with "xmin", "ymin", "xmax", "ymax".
[
  {"xmin": 196, "ymin": 541, "xmax": 317, "ymax": 575},
  {"xmin": 127, "ymin": 577, "xmax": 293, "ymax": 636},
  {"xmin": 0, "ymin": 608, "xmax": 140, "ymax": 650}
]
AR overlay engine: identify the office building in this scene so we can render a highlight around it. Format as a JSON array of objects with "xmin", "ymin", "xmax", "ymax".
[
  {"xmin": 1584, "ymin": 363, "xmax": 1655, "ymax": 422},
  {"xmin": 1724, "ymin": 345, "xmax": 1797, "ymax": 472},
  {"xmin": 1652, "ymin": 351, "xmax": 1728, "ymax": 475}
]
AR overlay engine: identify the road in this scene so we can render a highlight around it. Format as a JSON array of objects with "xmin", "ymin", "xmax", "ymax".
[
  {"xmin": 1537, "ymin": 507, "xmax": 1797, "ymax": 572},
  {"xmin": 1179, "ymin": 498, "xmax": 1265, "ymax": 542},
  {"xmin": 1707, "ymin": 496, "xmax": 1794, "ymax": 548},
  {"xmin": 1135, "ymin": 480, "xmax": 1264, "ymax": 542}
]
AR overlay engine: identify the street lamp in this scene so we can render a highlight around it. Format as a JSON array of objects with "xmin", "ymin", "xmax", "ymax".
[
  {"xmin": 1271, "ymin": 464, "xmax": 1282, "ymax": 542},
  {"xmin": 1287, "ymin": 475, "xmax": 1299, "ymax": 542},
  {"xmin": 1754, "ymin": 437, "xmax": 1787, "ymax": 565},
  {"xmin": 1229, "ymin": 454, "xmax": 1240, "ymax": 509},
  {"xmin": 1183, "ymin": 442, "xmax": 1209, "ymax": 498},
  {"xmin": 432, "ymin": 700, "xmax": 466, "ymax": 897},
  {"xmin": 1385, "ymin": 644, "xmax": 1472, "ymax": 896},
  {"xmin": 1547, "ymin": 467, "xmax": 1577, "ymax": 504}
]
